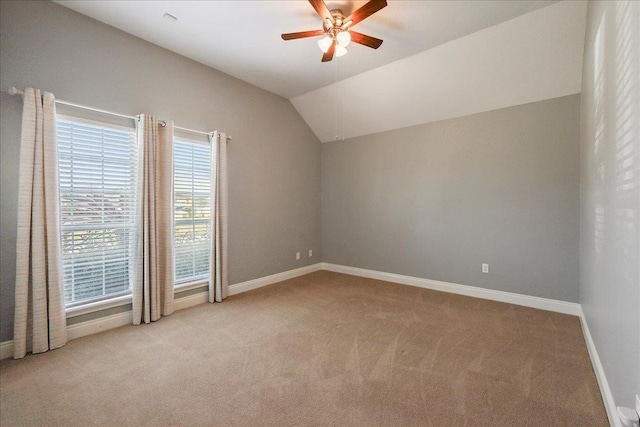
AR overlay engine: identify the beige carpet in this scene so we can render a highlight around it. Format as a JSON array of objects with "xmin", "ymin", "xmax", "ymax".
[{"xmin": 0, "ymin": 271, "xmax": 607, "ymax": 426}]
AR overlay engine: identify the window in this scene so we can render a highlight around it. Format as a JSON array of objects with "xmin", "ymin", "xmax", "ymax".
[
  {"xmin": 57, "ymin": 116, "xmax": 138, "ymax": 306},
  {"xmin": 173, "ymin": 138, "xmax": 211, "ymax": 284}
]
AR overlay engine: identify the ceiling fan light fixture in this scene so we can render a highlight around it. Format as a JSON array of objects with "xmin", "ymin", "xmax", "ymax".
[
  {"xmin": 336, "ymin": 30, "xmax": 351, "ymax": 47},
  {"xmin": 281, "ymin": 0, "xmax": 387, "ymax": 62},
  {"xmin": 318, "ymin": 36, "xmax": 333, "ymax": 53}
]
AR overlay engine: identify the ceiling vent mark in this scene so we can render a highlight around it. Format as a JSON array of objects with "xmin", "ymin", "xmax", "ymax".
[{"xmin": 163, "ymin": 12, "xmax": 177, "ymax": 23}]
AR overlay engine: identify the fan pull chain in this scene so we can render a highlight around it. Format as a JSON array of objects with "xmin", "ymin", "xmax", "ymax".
[
  {"xmin": 335, "ymin": 58, "xmax": 339, "ymax": 141},
  {"xmin": 342, "ymin": 57, "xmax": 345, "ymax": 142},
  {"xmin": 334, "ymin": 56, "xmax": 346, "ymax": 141}
]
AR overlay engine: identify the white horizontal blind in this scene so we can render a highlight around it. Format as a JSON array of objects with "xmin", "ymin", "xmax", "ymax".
[
  {"xmin": 57, "ymin": 117, "xmax": 138, "ymax": 306},
  {"xmin": 174, "ymin": 139, "xmax": 211, "ymax": 284}
]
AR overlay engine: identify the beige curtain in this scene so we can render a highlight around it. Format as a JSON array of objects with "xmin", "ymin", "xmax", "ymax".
[
  {"xmin": 209, "ymin": 131, "xmax": 229, "ymax": 302},
  {"xmin": 13, "ymin": 88, "xmax": 67, "ymax": 359},
  {"xmin": 132, "ymin": 115, "xmax": 175, "ymax": 324}
]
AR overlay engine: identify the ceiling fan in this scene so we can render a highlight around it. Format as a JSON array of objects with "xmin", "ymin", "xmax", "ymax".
[{"xmin": 281, "ymin": 0, "xmax": 388, "ymax": 62}]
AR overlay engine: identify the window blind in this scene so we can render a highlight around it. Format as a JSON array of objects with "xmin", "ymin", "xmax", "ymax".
[
  {"xmin": 57, "ymin": 117, "xmax": 138, "ymax": 306},
  {"xmin": 174, "ymin": 139, "xmax": 212, "ymax": 284}
]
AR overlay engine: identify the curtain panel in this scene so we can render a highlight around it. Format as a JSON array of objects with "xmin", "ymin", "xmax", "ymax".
[
  {"xmin": 132, "ymin": 116, "xmax": 175, "ymax": 324},
  {"xmin": 209, "ymin": 131, "xmax": 229, "ymax": 303},
  {"xmin": 13, "ymin": 88, "xmax": 67, "ymax": 358}
]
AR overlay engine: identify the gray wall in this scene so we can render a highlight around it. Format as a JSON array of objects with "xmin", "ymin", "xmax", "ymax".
[
  {"xmin": 580, "ymin": 0, "xmax": 640, "ymax": 410},
  {"xmin": 0, "ymin": 1, "xmax": 321, "ymax": 342},
  {"xmin": 322, "ymin": 95, "xmax": 581, "ymax": 302}
]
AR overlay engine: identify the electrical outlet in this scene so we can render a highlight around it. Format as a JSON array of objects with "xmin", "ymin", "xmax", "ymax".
[
  {"xmin": 482, "ymin": 264, "xmax": 489, "ymax": 273},
  {"xmin": 636, "ymin": 394, "xmax": 640, "ymax": 415},
  {"xmin": 296, "ymin": 252, "xmax": 300, "ymax": 260},
  {"xmin": 308, "ymin": 249, "xmax": 313, "ymax": 257}
]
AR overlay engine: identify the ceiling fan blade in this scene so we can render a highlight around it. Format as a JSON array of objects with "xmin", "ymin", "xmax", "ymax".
[
  {"xmin": 344, "ymin": 0, "xmax": 387, "ymax": 27},
  {"xmin": 309, "ymin": 0, "xmax": 332, "ymax": 22},
  {"xmin": 281, "ymin": 30, "xmax": 325, "ymax": 40},
  {"xmin": 321, "ymin": 40, "xmax": 336, "ymax": 62},
  {"xmin": 349, "ymin": 31, "xmax": 383, "ymax": 49}
]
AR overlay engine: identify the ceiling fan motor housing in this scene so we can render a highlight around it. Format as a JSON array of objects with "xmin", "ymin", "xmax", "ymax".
[
  {"xmin": 324, "ymin": 9, "xmax": 351, "ymax": 42},
  {"xmin": 328, "ymin": 9, "xmax": 346, "ymax": 28}
]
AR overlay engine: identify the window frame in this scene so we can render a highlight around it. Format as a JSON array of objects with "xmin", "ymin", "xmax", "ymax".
[
  {"xmin": 56, "ymin": 113, "xmax": 139, "ymax": 312},
  {"xmin": 172, "ymin": 135, "xmax": 213, "ymax": 291}
]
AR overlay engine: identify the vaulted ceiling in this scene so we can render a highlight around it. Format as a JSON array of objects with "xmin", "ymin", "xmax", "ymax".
[{"xmin": 55, "ymin": 1, "xmax": 586, "ymax": 142}]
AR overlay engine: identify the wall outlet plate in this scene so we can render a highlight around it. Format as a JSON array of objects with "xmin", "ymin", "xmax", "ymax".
[{"xmin": 636, "ymin": 394, "xmax": 639, "ymax": 415}]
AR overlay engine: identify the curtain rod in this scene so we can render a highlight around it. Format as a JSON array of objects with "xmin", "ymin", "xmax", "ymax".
[
  {"xmin": 4, "ymin": 87, "xmax": 231, "ymax": 140},
  {"xmin": 7, "ymin": 87, "xmax": 136, "ymax": 120},
  {"xmin": 160, "ymin": 121, "xmax": 232, "ymax": 140}
]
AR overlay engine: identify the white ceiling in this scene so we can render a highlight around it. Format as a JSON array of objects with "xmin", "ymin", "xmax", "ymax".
[
  {"xmin": 293, "ymin": 0, "xmax": 587, "ymax": 142},
  {"xmin": 55, "ymin": 0, "xmax": 587, "ymax": 143},
  {"xmin": 55, "ymin": 0, "xmax": 559, "ymax": 99}
]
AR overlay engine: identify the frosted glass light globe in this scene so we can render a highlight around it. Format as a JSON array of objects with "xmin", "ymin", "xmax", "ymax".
[
  {"xmin": 318, "ymin": 36, "xmax": 333, "ymax": 53},
  {"xmin": 336, "ymin": 31, "xmax": 351, "ymax": 47}
]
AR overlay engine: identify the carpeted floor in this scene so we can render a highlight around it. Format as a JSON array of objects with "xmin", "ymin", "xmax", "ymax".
[{"xmin": 0, "ymin": 271, "xmax": 607, "ymax": 426}]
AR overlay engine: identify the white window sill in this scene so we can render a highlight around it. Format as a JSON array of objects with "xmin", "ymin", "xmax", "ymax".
[
  {"xmin": 175, "ymin": 279, "xmax": 209, "ymax": 293},
  {"xmin": 65, "ymin": 280, "xmax": 209, "ymax": 319},
  {"xmin": 66, "ymin": 294, "xmax": 132, "ymax": 319}
]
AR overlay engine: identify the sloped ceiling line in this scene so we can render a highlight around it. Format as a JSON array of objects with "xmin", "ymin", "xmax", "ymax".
[
  {"xmin": 291, "ymin": 1, "xmax": 587, "ymax": 143},
  {"xmin": 54, "ymin": 0, "xmax": 586, "ymax": 143}
]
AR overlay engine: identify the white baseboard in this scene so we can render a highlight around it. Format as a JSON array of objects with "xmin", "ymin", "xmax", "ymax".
[
  {"xmin": 173, "ymin": 291, "xmax": 209, "ymax": 311},
  {"xmin": 0, "ymin": 340, "xmax": 13, "ymax": 360},
  {"xmin": 228, "ymin": 263, "xmax": 322, "ymax": 296},
  {"xmin": 0, "ymin": 312, "xmax": 134, "ymax": 360},
  {"xmin": 321, "ymin": 262, "xmax": 582, "ymax": 316},
  {"xmin": 66, "ymin": 311, "xmax": 132, "ymax": 341},
  {"xmin": 0, "ymin": 260, "xmax": 619, "ymax": 426},
  {"xmin": 320, "ymin": 263, "xmax": 620, "ymax": 420},
  {"xmin": 579, "ymin": 308, "xmax": 621, "ymax": 427},
  {"xmin": 67, "ymin": 291, "xmax": 216, "ymax": 343},
  {"xmin": 0, "ymin": 263, "xmax": 323, "ymax": 360},
  {"xmin": 0, "ymin": 261, "xmax": 619, "ymax": 426}
]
